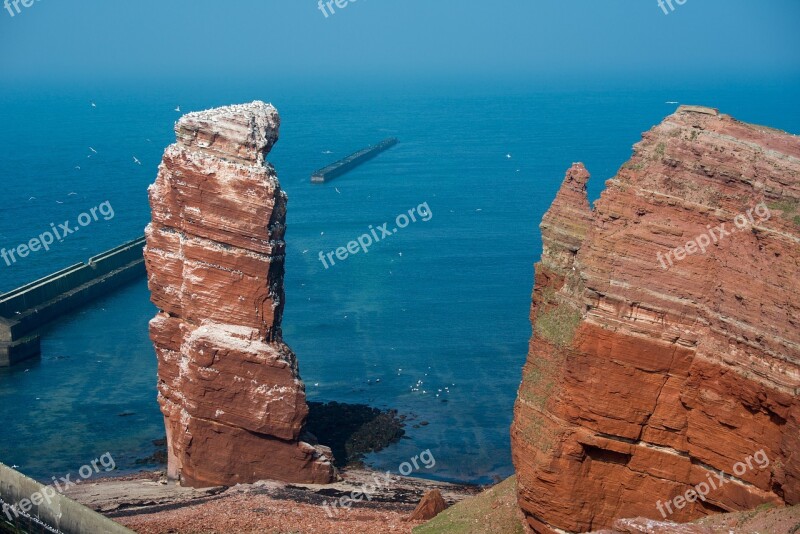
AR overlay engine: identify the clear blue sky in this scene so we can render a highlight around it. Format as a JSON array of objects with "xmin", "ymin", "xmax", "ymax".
[{"xmin": 0, "ymin": 0, "xmax": 798, "ymax": 85}]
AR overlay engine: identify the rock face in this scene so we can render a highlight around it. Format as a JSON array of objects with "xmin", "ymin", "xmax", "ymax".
[
  {"xmin": 511, "ymin": 106, "xmax": 800, "ymax": 533},
  {"xmin": 144, "ymin": 101, "xmax": 336, "ymax": 488}
]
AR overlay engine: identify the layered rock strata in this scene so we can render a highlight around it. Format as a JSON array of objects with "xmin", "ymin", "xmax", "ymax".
[
  {"xmin": 512, "ymin": 106, "xmax": 800, "ymax": 533},
  {"xmin": 144, "ymin": 102, "xmax": 336, "ymax": 487}
]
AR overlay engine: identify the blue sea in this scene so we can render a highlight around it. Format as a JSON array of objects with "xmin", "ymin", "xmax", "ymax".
[{"xmin": 1, "ymin": 78, "xmax": 799, "ymax": 485}]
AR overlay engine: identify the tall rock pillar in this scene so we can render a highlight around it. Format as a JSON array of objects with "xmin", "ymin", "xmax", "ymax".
[{"xmin": 144, "ymin": 101, "xmax": 336, "ymax": 487}]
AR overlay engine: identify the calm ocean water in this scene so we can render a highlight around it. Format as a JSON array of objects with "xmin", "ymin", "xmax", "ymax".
[{"xmin": 1, "ymin": 80, "xmax": 799, "ymax": 484}]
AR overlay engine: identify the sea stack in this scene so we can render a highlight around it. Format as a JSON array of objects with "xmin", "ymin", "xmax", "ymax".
[
  {"xmin": 511, "ymin": 106, "xmax": 800, "ymax": 532},
  {"xmin": 144, "ymin": 101, "xmax": 336, "ymax": 487}
]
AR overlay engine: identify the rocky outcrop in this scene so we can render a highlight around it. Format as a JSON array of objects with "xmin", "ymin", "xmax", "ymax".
[
  {"xmin": 512, "ymin": 106, "xmax": 800, "ymax": 533},
  {"xmin": 409, "ymin": 490, "xmax": 448, "ymax": 521},
  {"xmin": 144, "ymin": 102, "xmax": 336, "ymax": 488}
]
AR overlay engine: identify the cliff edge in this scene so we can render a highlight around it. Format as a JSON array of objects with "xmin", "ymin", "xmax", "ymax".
[{"xmin": 511, "ymin": 106, "xmax": 800, "ymax": 533}]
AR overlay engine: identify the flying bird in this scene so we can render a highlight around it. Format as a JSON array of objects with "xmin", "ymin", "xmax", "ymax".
[
  {"xmin": 89, "ymin": 147, "xmax": 97, "ymax": 153},
  {"xmin": 175, "ymin": 105, "xmax": 181, "ymax": 112},
  {"xmin": 90, "ymin": 101, "xmax": 96, "ymax": 108},
  {"xmin": 74, "ymin": 166, "xmax": 81, "ymax": 170},
  {"xmin": 68, "ymin": 192, "xmax": 77, "ymax": 196},
  {"xmin": 133, "ymin": 156, "xmax": 142, "ymax": 165},
  {"xmin": 335, "ymin": 187, "xmax": 341, "ymax": 194}
]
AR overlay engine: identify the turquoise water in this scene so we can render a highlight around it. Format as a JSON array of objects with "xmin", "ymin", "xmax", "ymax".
[{"xmin": 1, "ymin": 80, "xmax": 799, "ymax": 484}]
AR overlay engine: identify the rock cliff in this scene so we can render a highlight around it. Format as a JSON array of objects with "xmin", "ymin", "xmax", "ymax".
[
  {"xmin": 511, "ymin": 106, "xmax": 800, "ymax": 532},
  {"xmin": 144, "ymin": 101, "xmax": 336, "ymax": 487}
]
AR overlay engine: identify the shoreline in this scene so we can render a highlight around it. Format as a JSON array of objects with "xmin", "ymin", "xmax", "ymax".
[{"xmin": 64, "ymin": 468, "xmax": 483, "ymax": 534}]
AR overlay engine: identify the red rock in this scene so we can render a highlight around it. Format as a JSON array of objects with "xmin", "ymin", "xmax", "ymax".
[
  {"xmin": 144, "ymin": 102, "xmax": 336, "ymax": 488},
  {"xmin": 511, "ymin": 106, "xmax": 800, "ymax": 533},
  {"xmin": 408, "ymin": 490, "xmax": 447, "ymax": 521}
]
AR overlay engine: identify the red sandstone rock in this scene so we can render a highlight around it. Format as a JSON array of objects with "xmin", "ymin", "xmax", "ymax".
[
  {"xmin": 408, "ymin": 489, "xmax": 447, "ymax": 521},
  {"xmin": 144, "ymin": 102, "xmax": 336, "ymax": 488},
  {"xmin": 511, "ymin": 106, "xmax": 800, "ymax": 533}
]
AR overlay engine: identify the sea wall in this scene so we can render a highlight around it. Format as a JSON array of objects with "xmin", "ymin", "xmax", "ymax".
[
  {"xmin": 0, "ymin": 462, "xmax": 134, "ymax": 534},
  {"xmin": 0, "ymin": 236, "xmax": 146, "ymax": 366},
  {"xmin": 311, "ymin": 137, "xmax": 398, "ymax": 183}
]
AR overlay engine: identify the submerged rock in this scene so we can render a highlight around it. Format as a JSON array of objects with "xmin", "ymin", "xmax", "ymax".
[{"xmin": 305, "ymin": 401, "xmax": 406, "ymax": 466}]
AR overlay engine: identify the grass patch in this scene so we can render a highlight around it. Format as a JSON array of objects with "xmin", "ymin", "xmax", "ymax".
[
  {"xmin": 534, "ymin": 300, "xmax": 581, "ymax": 349},
  {"xmin": 521, "ymin": 363, "xmax": 555, "ymax": 410},
  {"xmin": 413, "ymin": 477, "xmax": 526, "ymax": 534},
  {"xmin": 653, "ymin": 142, "xmax": 666, "ymax": 160},
  {"xmin": 517, "ymin": 288, "xmax": 582, "ymax": 450},
  {"xmin": 519, "ymin": 416, "xmax": 553, "ymax": 453},
  {"xmin": 622, "ymin": 161, "xmax": 645, "ymax": 171},
  {"xmin": 767, "ymin": 199, "xmax": 800, "ymax": 227},
  {"xmin": 767, "ymin": 199, "xmax": 799, "ymax": 214}
]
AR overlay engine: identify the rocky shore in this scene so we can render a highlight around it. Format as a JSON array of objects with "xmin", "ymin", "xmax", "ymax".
[{"xmin": 64, "ymin": 469, "xmax": 481, "ymax": 534}]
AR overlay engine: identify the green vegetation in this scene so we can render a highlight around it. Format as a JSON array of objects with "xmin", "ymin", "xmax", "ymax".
[
  {"xmin": 413, "ymin": 477, "xmax": 526, "ymax": 534},
  {"xmin": 516, "ymin": 287, "xmax": 582, "ymax": 451},
  {"xmin": 521, "ymin": 363, "xmax": 555, "ymax": 410},
  {"xmin": 767, "ymin": 199, "xmax": 799, "ymax": 213},
  {"xmin": 622, "ymin": 160, "xmax": 645, "ymax": 171},
  {"xmin": 519, "ymin": 416, "xmax": 553, "ymax": 453},
  {"xmin": 653, "ymin": 142, "xmax": 666, "ymax": 160},
  {"xmin": 767, "ymin": 199, "xmax": 800, "ymax": 227},
  {"xmin": 534, "ymin": 299, "xmax": 582, "ymax": 349}
]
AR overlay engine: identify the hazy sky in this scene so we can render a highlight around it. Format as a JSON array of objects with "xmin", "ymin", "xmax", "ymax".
[{"xmin": 1, "ymin": 0, "xmax": 798, "ymax": 85}]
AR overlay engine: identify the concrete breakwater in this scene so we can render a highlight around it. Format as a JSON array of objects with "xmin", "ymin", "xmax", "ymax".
[
  {"xmin": 311, "ymin": 137, "xmax": 398, "ymax": 183},
  {"xmin": 0, "ymin": 462, "xmax": 134, "ymax": 534},
  {"xmin": 0, "ymin": 236, "xmax": 146, "ymax": 367}
]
